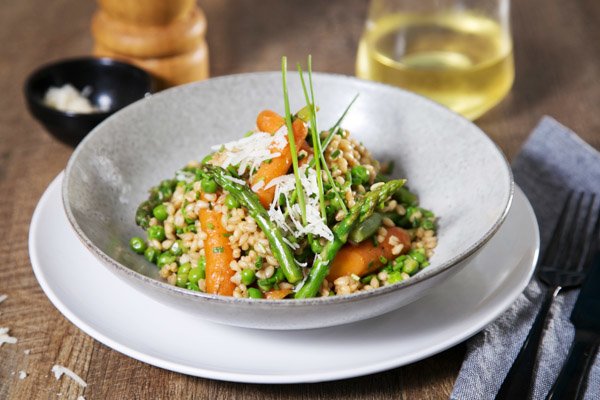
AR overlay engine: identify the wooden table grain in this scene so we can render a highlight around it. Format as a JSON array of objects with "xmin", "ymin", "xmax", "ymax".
[{"xmin": 1, "ymin": 1, "xmax": 599, "ymax": 399}]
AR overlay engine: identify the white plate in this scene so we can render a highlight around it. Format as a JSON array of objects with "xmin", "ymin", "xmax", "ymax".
[{"xmin": 29, "ymin": 173, "xmax": 539, "ymax": 383}]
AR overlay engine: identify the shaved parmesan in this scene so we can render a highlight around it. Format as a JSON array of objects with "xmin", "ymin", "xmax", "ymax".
[
  {"xmin": 282, "ymin": 237, "xmax": 300, "ymax": 250},
  {"xmin": 223, "ymin": 175, "xmax": 247, "ymax": 186},
  {"xmin": 0, "ymin": 327, "xmax": 17, "ymax": 347},
  {"xmin": 51, "ymin": 365, "xmax": 87, "ymax": 388},
  {"xmin": 267, "ymin": 165, "xmax": 333, "ymax": 241},
  {"xmin": 211, "ymin": 129, "xmax": 288, "ymax": 177},
  {"xmin": 251, "ymin": 180, "xmax": 265, "ymax": 192}
]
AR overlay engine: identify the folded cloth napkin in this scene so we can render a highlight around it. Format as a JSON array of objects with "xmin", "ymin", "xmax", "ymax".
[{"xmin": 451, "ymin": 116, "xmax": 600, "ymax": 400}]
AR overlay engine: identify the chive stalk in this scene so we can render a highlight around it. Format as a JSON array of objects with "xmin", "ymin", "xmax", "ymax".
[
  {"xmin": 315, "ymin": 93, "xmax": 359, "ymax": 158},
  {"xmin": 297, "ymin": 59, "xmax": 326, "ymax": 221},
  {"xmin": 281, "ymin": 57, "xmax": 307, "ymax": 225}
]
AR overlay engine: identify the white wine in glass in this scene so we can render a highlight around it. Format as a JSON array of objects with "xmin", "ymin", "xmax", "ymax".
[{"xmin": 356, "ymin": 0, "xmax": 514, "ymax": 120}]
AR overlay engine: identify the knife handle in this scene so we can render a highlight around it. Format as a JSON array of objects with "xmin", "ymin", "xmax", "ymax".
[
  {"xmin": 545, "ymin": 330, "xmax": 599, "ymax": 400},
  {"xmin": 495, "ymin": 286, "xmax": 559, "ymax": 400}
]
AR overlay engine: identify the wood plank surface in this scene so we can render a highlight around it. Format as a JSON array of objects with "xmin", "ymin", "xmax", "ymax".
[{"xmin": 1, "ymin": 0, "xmax": 599, "ymax": 399}]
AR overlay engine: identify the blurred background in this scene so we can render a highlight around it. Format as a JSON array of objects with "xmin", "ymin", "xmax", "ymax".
[{"xmin": 3, "ymin": 0, "xmax": 600, "ymax": 158}]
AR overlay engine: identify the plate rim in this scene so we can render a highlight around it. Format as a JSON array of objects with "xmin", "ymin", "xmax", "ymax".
[{"xmin": 30, "ymin": 172, "xmax": 538, "ymax": 383}]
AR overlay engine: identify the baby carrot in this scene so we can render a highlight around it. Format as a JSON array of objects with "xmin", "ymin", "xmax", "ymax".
[
  {"xmin": 327, "ymin": 227, "xmax": 411, "ymax": 281},
  {"xmin": 199, "ymin": 195, "xmax": 236, "ymax": 296},
  {"xmin": 253, "ymin": 110, "xmax": 308, "ymax": 207}
]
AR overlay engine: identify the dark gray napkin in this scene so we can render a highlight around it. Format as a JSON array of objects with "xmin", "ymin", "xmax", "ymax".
[{"xmin": 451, "ymin": 116, "xmax": 600, "ymax": 400}]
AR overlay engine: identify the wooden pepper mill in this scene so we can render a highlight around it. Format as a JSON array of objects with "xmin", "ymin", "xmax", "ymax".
[{"xmin": 92, "ymin": 0, "xmax": 209, "ymax": 90}]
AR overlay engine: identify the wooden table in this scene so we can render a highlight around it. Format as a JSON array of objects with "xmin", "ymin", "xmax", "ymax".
[{"xmin": 1, "ymin": 1, "xmax": 599, "ymax": 398}]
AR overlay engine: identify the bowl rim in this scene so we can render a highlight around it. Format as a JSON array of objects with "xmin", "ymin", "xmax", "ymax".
[
  {"xmin": 62, "ymin": 71, "xmax": 514, "ymax": 307},
  {"xmin": 23, "ymin": 56, "xmax": 153, "ymax": 118}
]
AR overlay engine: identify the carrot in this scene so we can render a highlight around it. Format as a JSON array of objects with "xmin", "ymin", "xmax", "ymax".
[
  {"xmin": 265, "ymin": 288, "xmax": 293, "ymax": 300},
  {"xmin": 256, "ymin": 110, "xmax": 284, "ymax": 133},
  {"xmin": 199, "ymin": 195, "xmax": 236, "ymax": 296},
  {"xmin": 253, "ymin": 110, "xmax": 309, "ymax": 207},
  {"xmin": 327, "ymin": 227, "xmax": 411, "ymax": 281}
]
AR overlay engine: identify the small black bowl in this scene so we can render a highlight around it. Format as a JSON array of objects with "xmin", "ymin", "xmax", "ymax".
[{"xmin": 24, "ymin": 57, "xmax": 154, "ymax": 146}]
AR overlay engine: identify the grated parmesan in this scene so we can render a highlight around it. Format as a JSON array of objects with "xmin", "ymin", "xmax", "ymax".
[
  {"xmin": 43, "ymin": 84, "xmax": 106, "ymax": 114},
  {"xmin": 251, "ymin": 180, "xmax": 265, "ymax": 192},
  {"xmin": 211, "ymin": 127, "xmax": 288, "ymax": 177},
  {"xmin": 267, "ymin": 165, "xmax": 334, "ymax": 241},
  {"xmin": 0, "ymin": 327, "xmax": 17, "ymax": 346},
  {"xmin": 223, "ymin": 175, "xmax": 247, "ymax": 186},
  {"xmin": 51, "ymin": 365, "xmax": 87, "ymax": 388}
]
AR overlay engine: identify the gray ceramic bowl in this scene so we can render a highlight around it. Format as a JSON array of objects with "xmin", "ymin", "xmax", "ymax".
[{"xmin": 63, "ymin": 72, "xmax": 513, "ymax": 330}]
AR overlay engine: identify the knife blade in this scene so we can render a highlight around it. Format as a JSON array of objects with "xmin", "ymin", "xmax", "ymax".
[{"xmin": 546, "ymin": 250, "xmax": 600, "ymax": 400}]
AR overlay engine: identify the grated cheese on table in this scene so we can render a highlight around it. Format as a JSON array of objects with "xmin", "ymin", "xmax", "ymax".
[
  {"xmin": 0, "ymin": 327, "xmax": 17, "ymax": 347},
  {"xmin": 51, "ymin": 365, "xmax": 87, "ymax": 388},
  {"xmin": 211, "ymin": 126, "xmax": 288, "ymax": 177},
  {"xmin": 267, "ymin": 165, "xmax": 334, "ymax": 241}
]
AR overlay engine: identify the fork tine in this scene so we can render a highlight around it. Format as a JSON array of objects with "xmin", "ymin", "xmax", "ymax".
[
  {"xmin": 542, "ymin": 191, "xmax": 575, "ymax": 266},
  {"xmin": 578, "ymin": 193, "xmax": 600, "ymax": 270},
  {"xmin": 558, "ymin": 192, "xmax": 586, "ymax": 269},
  {"xmin": 566, "ymin": 193, "xmax": 598, "ymax": 271}
]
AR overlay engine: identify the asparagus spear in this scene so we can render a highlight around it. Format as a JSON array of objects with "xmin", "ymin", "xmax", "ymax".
[
  {"xmin": 202, "ymin": 165, "xmax": 304, "ymax": 284},
  {"xmin": 295, "ymin": 179, "xmax": 405, "ymax": 298}
]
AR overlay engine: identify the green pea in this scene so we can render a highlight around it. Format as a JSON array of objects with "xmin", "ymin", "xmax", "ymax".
[
  {"xmin": 152, "ymin": 204, "xmax": 168, "ymax": 221},
  {"xmin": 387, "ymin": 271, "xmax": 404, "ymax": 284},
  {"xmin": 351, "ymin": 165, "xmax": 369, "ymax": 186},
  {"xmin": 171, "ymin": 240, "xmax": 185, "ymax": 256},
  {"xmin": 176, "ymin": 273, "xmax": 189, "ymax": 288},
  {"xmin": 188, "ymin": 267, "xmax": 202, "ymax": 284},
  {"xmin": 147, "ymin": 225, "xmax": 166, "ymax": 241},
  {"xmin": 403, "ymin": 258, "xmax": 419, "ymax": 275},
  {"xmin": 144, "ymin": 247, "xmax": 158, "ymax": 263},
  {"xmin": 157, "ymin": 252, "xmax": 176, "ymax": 267},
  {"xmin": 273, "ymin": 267, "xmax": 285, "ymax": 283},
  {"xmin": 225, "ymin": 194, "xmax": 240, "ymax": 209},
  {"xmin": 187, "ymin": 282, "xmax": 200, "ymax": 291},
  {"xmin": 201, "ymin": 177, "xmax": 217, "ymax": 193},
  {"xmin": 241, "ymin": 269, "xmax": 255, "ymax": 285},
  {"xmin": 129, "ymin": 237, "xmax": 147, "ymax": 254},
  {"xmin": 248, "ymin": 288, "xmax": 263, "ymax": 299},
  {"xmin": 178, "ymin": 262, "xmax": 192, "ymax": 275},
  {"xmin": 409, "ymin": 249, "xmax": 427, "ymax": 264}
]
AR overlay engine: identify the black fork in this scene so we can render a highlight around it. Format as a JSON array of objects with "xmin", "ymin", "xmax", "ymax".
[{"xmin": 495, "ymin": 191, "xmax": 600, "ymax": 400}]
